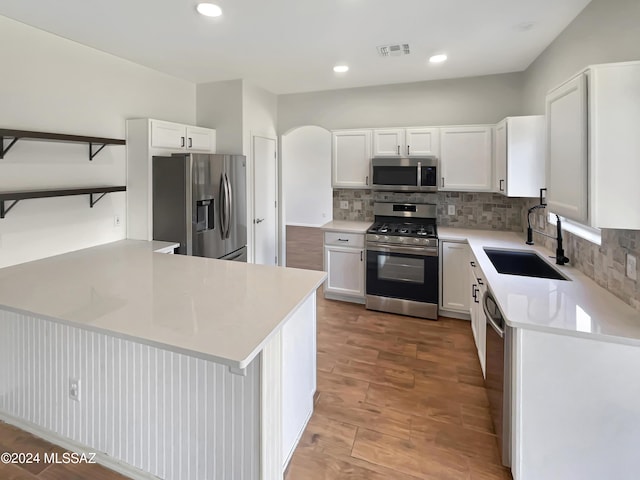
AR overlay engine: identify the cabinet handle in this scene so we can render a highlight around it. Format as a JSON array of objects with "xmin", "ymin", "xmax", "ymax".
[
  {"xmin": 472, "ymin": 284, "xmax": 477, "ymax": 300},
  {"xmin": 470, "ymin": 261, "xmax": 476, "ymax": 267},
  {"xmin": 441, "ymin": 177, "xmax": 444, "ymax": 188},
  {"xmin": 539, "ymin": 187, "xmax": 547, "ymax": 206},
  {"xmin": 477, "ymin": 277, "xmax": 483, "ymax": 285},
  {"xmin": 474, "ymin": 288, "xmax": 480, "ymax": 303},
  {"xmin": 337, "ymin": 238, "xmax": 349, "ymax": 242},
  {"xmin": 180, "ymin": 136, "xmax": 185, "ymax": 147},
  {"xmin": 397, "ymin": 145, "xmax": 400, "ymax": 155},
  {"xmin": 360, "ymin": 251, "xmax": 363, "ymax": 262},
  {"xmin": 407, "ymin": 145, "xmax": 410, "ymax": 155},
  {"xmin": 499, "ymin": 179, "xmax": 505, "ymax": 192},
  {"xmin": 188, "ymin": 137, "xmax": 193, "ymax": 148},
  {"xmin": 365, "ymin": 175, "xmax": 369, "ymax": 185}
]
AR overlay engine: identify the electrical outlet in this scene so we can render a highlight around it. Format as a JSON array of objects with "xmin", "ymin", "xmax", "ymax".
[
  {"xmin": 448, "ymin": 205, "xmax": 455, "ymax": 215},
  {"xmin": 626, "ymin": 253, "xmax": 637, "ymax": 281},
  {"xmin": 114, "ymin": 215, "xmax": 121, "ymax": 227},
  {"xmin": 353, "ymin": 201, "xmax": 362, "ymax": 211},
  {"xmin": 340, "ymin": 200, "xmax": 349, "ymax": 209},
  {"xmin": 69, "ymin": 378, "xmax": 80, "ymax": 402}
]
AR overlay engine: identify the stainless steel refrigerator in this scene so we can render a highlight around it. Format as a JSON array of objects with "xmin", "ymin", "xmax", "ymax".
[{"xmin": 152, "ymin": 153, "xmax": 247, "ymax": 261}]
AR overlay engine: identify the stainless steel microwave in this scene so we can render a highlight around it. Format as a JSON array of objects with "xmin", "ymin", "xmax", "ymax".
[{"xmin": 371, "ymin": 157, "xmax": 438, "ymax": 192}]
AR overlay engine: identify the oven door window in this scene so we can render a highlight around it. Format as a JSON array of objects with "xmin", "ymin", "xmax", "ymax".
[
  {"xmin": 372, "ymin": 166, "xmax": 418, "ymax": 186},
  {"xmin": 366, "ymin": 250, "xmax": 438, "ymax": 304},
  {"xmin": 377, "ymin": 255, "xmax": 423, "ymax": 283}
]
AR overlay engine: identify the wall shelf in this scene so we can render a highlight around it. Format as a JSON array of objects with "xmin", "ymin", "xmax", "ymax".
[
  {"xmin": 0, "ymin": 129, "xmax": 126, "ymax": 160},
  {"xmin": 0, "ymin": 186, "xmax": 127, "ymax": 218}
]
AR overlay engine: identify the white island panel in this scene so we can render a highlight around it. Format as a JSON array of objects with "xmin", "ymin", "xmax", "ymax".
[{"xmin": 0, "ymin": 309, "xmax": 260, "ymax": 480}]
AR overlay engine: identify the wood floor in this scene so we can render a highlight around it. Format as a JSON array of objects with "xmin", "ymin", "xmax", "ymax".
[
  {"xmin": 284, "ymin": 292, "xmax": 512, "ymax": 480},
  {"xmin": 0, "ymin": 421, "xmax": 128, "ymax": 479}
]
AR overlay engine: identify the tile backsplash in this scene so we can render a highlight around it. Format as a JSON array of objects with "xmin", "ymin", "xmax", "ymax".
[
  {"xmin": 332, "ymin": 189, "xmax": 640, "ymax": 313},
  {"xmin": 523, "ymin": 199, "xmax": 640, "ymax": 312},
  {"xmin": 333, "ymin": 189, "xmax": 529, "ymax": 232}
]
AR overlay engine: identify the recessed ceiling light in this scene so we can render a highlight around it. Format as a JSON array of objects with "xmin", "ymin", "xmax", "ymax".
[
  {"xmin": 196, "ymin": 3, "xmax": 222, "ymax": 17},
  {"xmin": 429, "ymin": 54, "xmax": 448, "ymax": 64},
  {"xmin": 333, "ymin": 65, "xmax": 349, "ymax": 73}
]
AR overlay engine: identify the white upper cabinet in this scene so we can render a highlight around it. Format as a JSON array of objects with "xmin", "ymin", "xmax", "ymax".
[
  {"xmin": 546, "ymin": 75, "xmax": 588, "ymax": 223},
  {"xmin": 372, "ymin": 128, "xmax": 439, "ymax": 157},
  {"xmin": 405, "ymin": 127, "xmax": 439, "ymax": 157},
  {"xmin": 332, "ymin": 130, "xmax": 372, "ymax": 188},
  {"xmin": 440, "ymin": 126, "xmax": 493, "ymax": 191},
  {"xmin": 546, "ymin": 61, "xmax": 640, "ymax": 229},
  {"xmin": 495, "ymin": 116, "xmax": 545, "ymax": 197},
  {"xmin": 150, "ymin": 120, "xmax": 216, "ymax": 153},
  {"xmin": 373, "ymin": 129, "xmax": 405, "ymax": 156}
]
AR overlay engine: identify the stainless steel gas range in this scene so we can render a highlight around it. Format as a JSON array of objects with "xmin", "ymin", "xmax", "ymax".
[{"xmin": 366, "ymin": 202, "xmax": 439, "ymax": 320}]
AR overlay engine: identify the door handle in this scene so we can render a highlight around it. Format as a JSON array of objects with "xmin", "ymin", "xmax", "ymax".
[
  {"xmin": 255, "ymin": 218, "xmax": 265, "ymax": 224},
  {"xmin": 224, "ymin": 173, "xmax": 232, "ymax": 239},
  {"xmin": 220, "ymin": 174, "xmax": 227, "ymax": 238}
]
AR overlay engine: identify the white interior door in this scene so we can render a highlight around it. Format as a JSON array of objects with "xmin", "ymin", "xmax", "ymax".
[{"xmin": 253, "ymin": 135, "xmax": 278, "ymax": 265}]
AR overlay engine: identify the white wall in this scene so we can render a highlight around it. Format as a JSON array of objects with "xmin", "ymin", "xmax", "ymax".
[
  {"xmin": 282, "ymin": 126, "xmax": 332, "ymax": 227},
  {"xmin": 0, "ymin": 16, "xmax": 195, "ymax": 268},
  {"xmin": 243, "ymin": 82, "xmax": 279, "ymax": 264},
  {"xmin": 522, "ymin": 0, "xmax": 640, "ymax": 113},
  {"xmin": 196, "ymin": 79, "xmax": 244, "ymax": 154},
  {"xmin": 277, "ymin": 72, "xmax": 524, "ymax": 133}
]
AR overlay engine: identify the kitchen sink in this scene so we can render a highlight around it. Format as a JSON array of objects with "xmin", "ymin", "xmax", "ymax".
[{"xmin": 483, "ymin": 248, "xmax": 568, "ymax": 281}]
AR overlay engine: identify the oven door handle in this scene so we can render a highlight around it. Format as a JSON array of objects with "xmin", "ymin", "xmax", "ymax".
[{"xmin": 367, "ymin": 244, "xmax": 438, "ymax": 257}]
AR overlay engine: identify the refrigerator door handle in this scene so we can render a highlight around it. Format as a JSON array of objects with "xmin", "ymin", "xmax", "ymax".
[
  {"xmin": 225, "ymin": 172, "xmax": 233, "ymax": 239},
  {"xmin": 220, "ymin": 174, "xmax": 228, "ymax": 239}
]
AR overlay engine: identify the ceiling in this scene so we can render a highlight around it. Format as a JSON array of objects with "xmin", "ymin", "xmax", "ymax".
[{"xmin": 0, "ymin": 0, "xmax": 592, "ymax": 94}]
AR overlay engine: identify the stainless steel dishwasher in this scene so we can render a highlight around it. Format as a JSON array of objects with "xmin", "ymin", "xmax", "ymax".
[{"xmin": 483, "ymin": 290, "xmax": 512, "ymax": 468}]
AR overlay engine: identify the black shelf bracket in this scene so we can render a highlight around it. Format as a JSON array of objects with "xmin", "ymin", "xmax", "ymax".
[
  {"xmin": 0, "ymin": 200, "xmax": 19, "ymax": 219},
  {"xmin": 1, "ymin": 136, "xmax": 19, "ymax": 159},
  {"xmin": 89, "ymin": 142, "xmax": 108, "ymax": 161},
  {"xmin": 89, "ymin": 192, "xmax": 108, "ymax": 208}
]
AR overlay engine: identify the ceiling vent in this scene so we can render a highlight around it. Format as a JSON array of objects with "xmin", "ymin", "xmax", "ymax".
[{"xmin": 377, "ymin": 44, "xmax": 410, "ymax": 57}]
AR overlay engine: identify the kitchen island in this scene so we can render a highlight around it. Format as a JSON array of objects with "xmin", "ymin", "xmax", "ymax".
[{"xmin": 0, "ymin": 240, "xmax": 326, "ymax": 480}]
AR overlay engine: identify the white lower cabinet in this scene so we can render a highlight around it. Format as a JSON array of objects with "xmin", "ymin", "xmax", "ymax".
[
  {"xmin": 469, "ymin": 257, "xmax": 486, "ymax": 377},
  {"xmin": 440, "ymin": 241, "xmax": 471, "ymax": 314},
  {"xmin": 323, "ymin": 232, "xmax": 365, "ymax": 303}
]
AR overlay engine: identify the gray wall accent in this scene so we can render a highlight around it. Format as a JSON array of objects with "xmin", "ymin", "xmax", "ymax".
[
  {"xmin": 196, "ymin": 79, "xmax": 244, "ymax": 154},
  {"xmin": 522, "ymin": 0, "xmax": 640, "ymax": 113},
  {"xmin": 277, "ymin": 73, "xmax": 524, "ymax": 133}
]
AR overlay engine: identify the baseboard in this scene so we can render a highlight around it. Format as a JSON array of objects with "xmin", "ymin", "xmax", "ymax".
[
  {"xmin": 439, "ymin": 309, "xmax": 471, "ymax": 321},
  {"xmin": 0, "ymin": 413, "xmax": 160, "ymax": 480},
  {"xmin": 323, "ymin": 292, "xmax": 366, "ymax": 304}
]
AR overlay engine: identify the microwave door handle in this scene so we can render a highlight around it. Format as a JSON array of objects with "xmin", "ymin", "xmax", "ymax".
[{"xmin": 417, "ymin": 162, "xmax": 422, "ymax": 187}]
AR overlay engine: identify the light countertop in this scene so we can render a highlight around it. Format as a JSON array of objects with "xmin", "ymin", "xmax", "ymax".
[
  {"xmin": 0, "ymin": 240, "xmax": 326, "ymax": 369},
  {"xmin": 439, "ymin": 228, "xmax": 640, "ymax": 346},
  {"xmin": 321, "ymin": 220, "xmax": 371, "ymax": 234}
]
